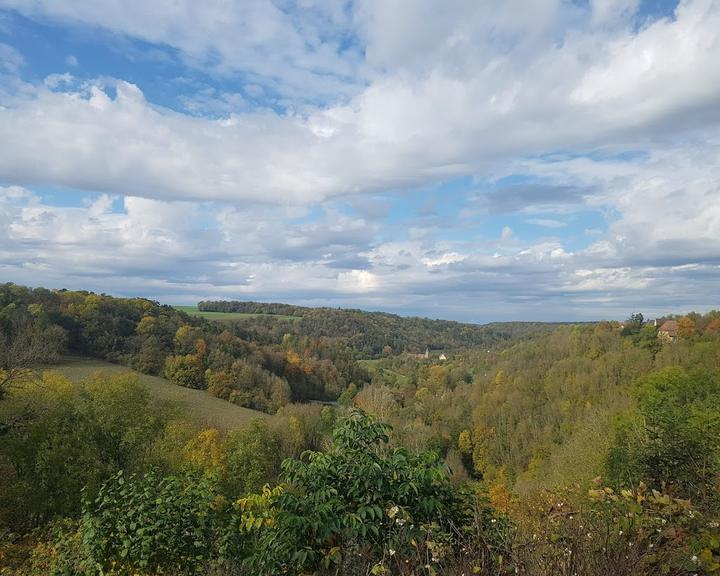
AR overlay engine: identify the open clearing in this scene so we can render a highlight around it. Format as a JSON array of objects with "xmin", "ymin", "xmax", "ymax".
[
  {"xmin": 50, "ymin": 356, "xmax": 267, "ymax": 430},
  {"xmin": 357, "ymin": 359, "xmax": 411, "ymax": 383},
  {"xmin": 173, "ymin": 305, "xmax": 301, "ymax": 321}
]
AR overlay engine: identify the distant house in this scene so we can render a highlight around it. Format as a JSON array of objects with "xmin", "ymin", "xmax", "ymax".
[
  {"xmin": 658, "ymin": 320, "xmax": 678, "ymax": 342},
  {"xmin": 408, "ymin": 347, "xmax": 430, "ymax": 360}
]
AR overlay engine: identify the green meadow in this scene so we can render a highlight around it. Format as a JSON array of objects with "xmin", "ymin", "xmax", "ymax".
[
  {"xmin": 173, "ymin": 305, "xmax": 301, "ymax": 321},
  {"xmin": 51, "ymin": 356, "xmax": 267, "ymax": 430}
]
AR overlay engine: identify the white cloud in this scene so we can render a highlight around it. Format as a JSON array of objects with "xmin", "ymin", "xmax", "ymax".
[
  {"xmin": 1, "ymin": 182, "xmax": 718, "ymax": 321},
  {"xmin": 422, "ymin": 252, "xmax": 465, "ymax": 267},
  {"xmin": 590, "ymin": 0, "xmax": 640, "ymax": 25},
  {"xmin": 526, "ymin": 218, "xmax": 567, "ymax": 228},
  {"xmin": 337, "ymin": 269, "xmax": 380, "ymax": 293},
  {"xmin": 0, "ymin": 0, "xmax": 362, "ymax": 101},
  {"xmin": 0, "ymin": 41, "xmax": 22, "ymax": 73},
  {"xmin": 0, "ymin": 1, "xmax": 719, "ymax": 207}
]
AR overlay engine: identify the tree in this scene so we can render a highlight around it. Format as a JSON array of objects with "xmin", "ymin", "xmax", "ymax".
[
  {"xmin": 705, "ymin": 318, "xmax": 720, "ymax": 335},
  {"xmin": 224, "ymin": 419, "xmax": 282, "ymax": 496},
  {"xmin": 183, "ymin": 428, "xmax": 227, "ymax": 475},
  {"xmin": 0, "ymin": 373, "xmax": 167, "ymax": 528},
  {"xmin": 0, "ymin": 314, "xmax": 67, "ymax": 402},
  {"xmin": 132, "ymin": 334, "xmax": 166, "ymax": 374},
  {"xmin": 621, "ymin": 312, "xmax": 644, "ymax": 336},
  {"xmin": 677, "ymin": 316, "xmax": 697, "ymax": 339},
  {"xmin": 606, "ymin": 366, "xmax": 720, "ymax": 506},
  {"xmin": 164, "ymin": 354, "xmax": 206, "ymax": 389},
  {"xmin": 255, "ymin": 410, "xmax": 467, "ymax": 574},
  {"xmin": 173, "ymin": 324, "xmax": 204, "ymax": 355},
  {"xmin": 83, "ymin": 470, "xmax": 235, "ymax": 574}
]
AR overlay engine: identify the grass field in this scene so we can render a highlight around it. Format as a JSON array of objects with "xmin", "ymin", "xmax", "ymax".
[
  {"xmin": 357, "ymin": 359, "xmax": 412, "ymax": 384},
  {"xmin": 357, "ymin": 359, "xmax": 381, "ymax": 372},
  {"xmin": 173, "ymin": 305, "xmax": 301, "ymax": 321},
  {"xmin": 50, "ymin": 356, "xmax": 267, "ymax": 430}
]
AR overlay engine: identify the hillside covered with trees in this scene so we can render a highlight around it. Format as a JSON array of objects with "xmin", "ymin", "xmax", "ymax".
[
  {"xmin": 0, "ymin": 284, "xmax": 558, "ymax": 415},
  {"xmin": 0, "ymin": 283, "xmax": 373, "ymax": 413},
  {"xmin": 199, "ymin": 299, "xmax": 564, "ymax": 357},
  {"xmin": 1, "ymin": 283, "xmax": 720, "ymax": 574}
]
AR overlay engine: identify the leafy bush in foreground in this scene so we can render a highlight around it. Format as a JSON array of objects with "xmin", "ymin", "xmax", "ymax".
[
  {"xmin": 251, "ymin": 409, "xmax": 479, "ymax": 574},
  {"xmin": 82, "ymin": 470, "xmax": 231, "ymax": 574}
]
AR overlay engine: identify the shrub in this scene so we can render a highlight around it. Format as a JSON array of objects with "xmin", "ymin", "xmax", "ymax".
[
  {"xmin": 250, "ymin": 409, "xmax": 477, "ymax": 574},
  {"xmin": 82, "ymin": 470, "xmax": 233, "ymax": 574},
  {"xmin": 513, "ymin": 483, "xmax": 720, "ymax": 576}
]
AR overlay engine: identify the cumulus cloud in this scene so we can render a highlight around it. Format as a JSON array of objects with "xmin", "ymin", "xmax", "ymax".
[{"xmin": 0, "ymin": 0, "xmax": 719, "ymax": 206}]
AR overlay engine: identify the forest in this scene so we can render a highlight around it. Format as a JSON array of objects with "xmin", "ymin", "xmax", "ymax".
[
  {"xmin": 1, "ymin": 283, "xmax": 720, "ymax": 575},
  {"xmin": 199, "ymin": 299, "xmax": 564, "ymax": 358}
]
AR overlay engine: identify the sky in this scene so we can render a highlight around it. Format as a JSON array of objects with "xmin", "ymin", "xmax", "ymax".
[{"xmin": 0, "ymin": 0, "xmax": 718, "ymax": 322}]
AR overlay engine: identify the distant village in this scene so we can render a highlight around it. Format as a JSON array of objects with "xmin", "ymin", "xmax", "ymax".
[
  {"xmin": 617, "ymin": 316, "xmax": 680, "ymax": 342},
  {"xmin": 407, "ymin": 347, "xmax": 448, "ymax": 361}
]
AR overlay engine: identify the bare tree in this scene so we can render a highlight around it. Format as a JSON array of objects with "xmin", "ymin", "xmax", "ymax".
[{"xmin": 0, "ymin": 317, "xmax": 67, "ymax": 434}]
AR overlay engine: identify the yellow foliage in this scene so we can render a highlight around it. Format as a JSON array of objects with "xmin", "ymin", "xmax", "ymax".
[
  {"xmin": 183, "ymin": 428, "xmax": 227, "ymax": 472},
  {"xmin": 487, "ymin": 467, "xmax": 518, "ymax": 512},
  {"xmin": 677, "ymin": 316, "xmax": 697, "ymax": 339},
  {"xmin": 136, "ymin": 315, "xmax": 156, "ymax": 335},
  {"xmin": 427, "ymin": 365, "xmax": 449, "ymax": 390},
  {"xmin": 285, "ymin": 416, "xmax": 305, "ymax": 456},
  {"xmin": 471, "ymin": 425, "xmax": 494, "ymax": 477},
  {"xmin": 27, "ymin": 303, "xmax": 43, "ymax": 317},
  {"xmin": 458, "ymin": 429, "xmax": 473, "ymax": 455},
  {"xmin": 235, "ymin": 484, "xmax": 283, "ymax": 533}
]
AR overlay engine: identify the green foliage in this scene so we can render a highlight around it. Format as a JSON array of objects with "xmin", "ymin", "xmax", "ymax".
[
  {"xmin": 24, "ymin": 520, "xmax": 94, "ymax": 576},
  {"xmin": 0, "ymin": 283, "xmax": 376, "ymax": 412},
  {"xmin": 200, "ymin": 299, "xmax": 559, "ymax": 357},
  {"xmin": 5, "ymin": 286, "xmax": 720, "ymax": 575},
  {"xmin": 82, "ymin": 469, "xmax": 236, "ymax": 574},
  {"xmin": 607, "ymin": 366, "xmax": 720, "ymax": 506},
  {"xmin": 337, "ymin": 381, "xmax": 358, "ymax": 405},
  {"xmin": 0, "ymin": 373, "xmax": 168, "ymax": 530},
  {"xmin": 206, "ymin": 359, "xmax": 291, "ymax": 412},
  {"xmin": 224, "ymin": 419, "xmax": 283, "ymax": 496},
  {"xmin": 252, "ymin": 409, "xmax": 469, "ymax": 574},
  {"xmin": 164, "ymin": 353, "xmax": 206, "ymax": 389},
  {"xmin": 621, "ymin": 312, "xmax": 645, "ymax": 336}
]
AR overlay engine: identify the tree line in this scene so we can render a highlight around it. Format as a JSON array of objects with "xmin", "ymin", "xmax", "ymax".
[{"xmin": 202, "ymin": 298, "xmax": 562, "ymax": 357}]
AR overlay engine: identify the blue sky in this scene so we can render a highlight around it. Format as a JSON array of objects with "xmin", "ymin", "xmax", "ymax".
[{"xmin": 0, "ymin": 0, "xmax": 718, "ymax": 322}]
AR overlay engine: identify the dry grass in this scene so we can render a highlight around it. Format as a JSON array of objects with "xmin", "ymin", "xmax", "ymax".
[{"xmin": 49, "ymin": 356, "xmax": 268, "ymax": 430}]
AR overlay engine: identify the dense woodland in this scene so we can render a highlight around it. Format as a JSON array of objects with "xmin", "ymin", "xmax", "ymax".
[
  {"xmin": 1, "ymin": 283, "xmax": 720, "ymax": 575},
  {"xmin": 200, "ymin": 299, "xmax": 563, "ymax": 357}
]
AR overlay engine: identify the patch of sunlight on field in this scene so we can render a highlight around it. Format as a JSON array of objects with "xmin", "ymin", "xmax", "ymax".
[{"xmin": 51, "ymin": 356, "xmax": 267, "ymax": 430}]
